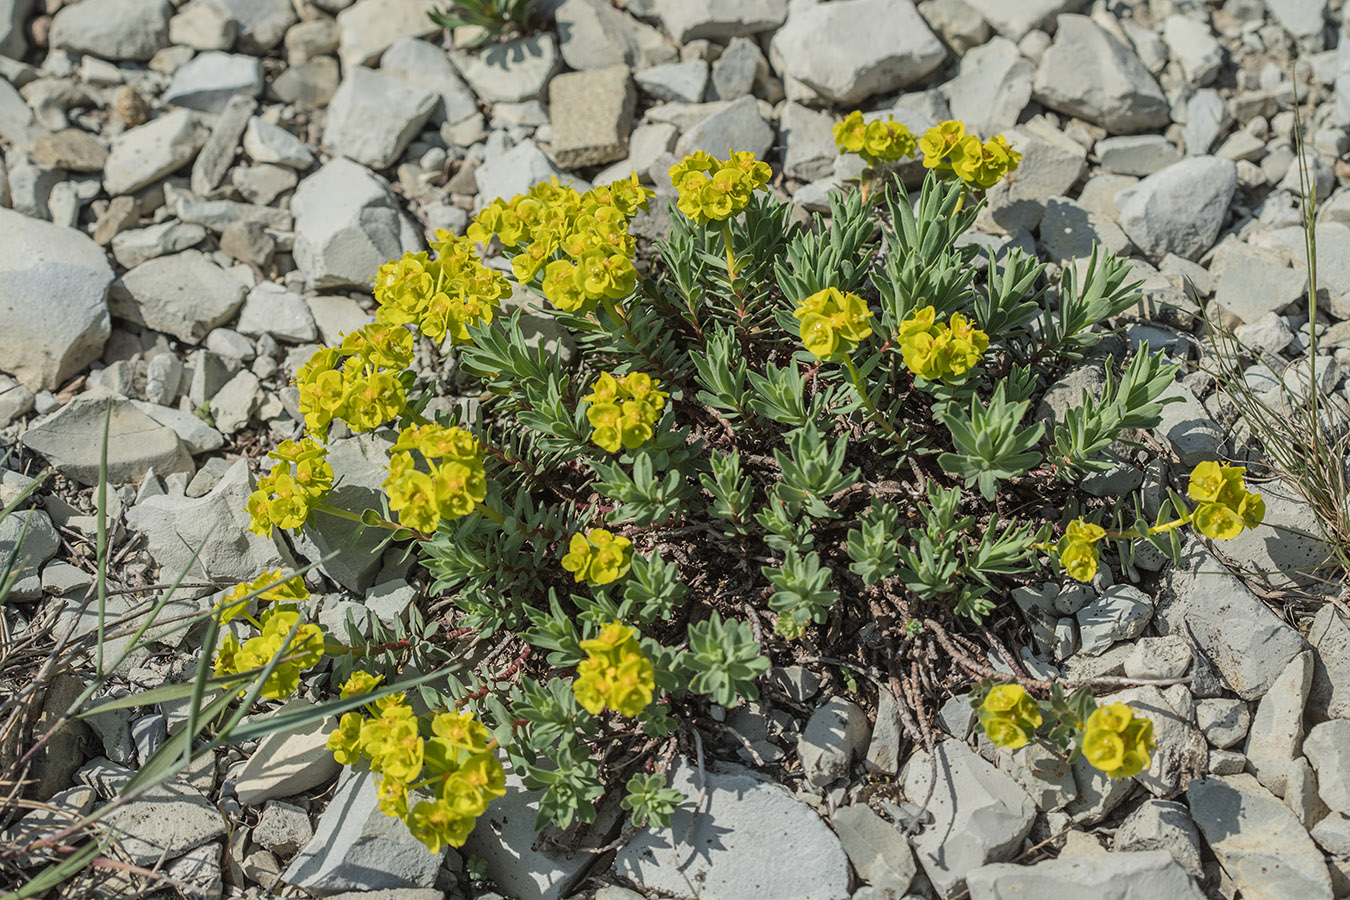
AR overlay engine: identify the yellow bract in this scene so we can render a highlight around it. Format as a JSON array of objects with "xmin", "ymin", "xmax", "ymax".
[
  {"xmin": 213, "ymin": 603, "xmax": 324, "ymax": 700},
  {"xmin": 978, "ymin": 683, "xmax": 1043, "ymax": 750},
  {"xmin": 583, "ymin": 371, "xmax": 669, "ymax": 453},
  {"xmin": 213, "ymin": 569, "xmax": 309, "ymax": 624},
  {"xmin": 373, "ymin": 231, "xmax": 509, "ymax": 345},
  {"xmin": 669, "ymin": 150, "xmax": 771, "ymax": 225},
  {"xmin": 898, "ymin": 306, "xmax": 989, "ymax": 382},
  {"xmin": 247, "ymin": 438, "xmax": 333, "ymax": 536},
  {"xmin": 572, "ymin": 621, "xmax": 656, "ymax": 717},
  {"xmin": 1186, "ymin": 461, "xmax": 1264, "ymax": 540},
  {"xmin": 1081, "ymin": 703, "xmax": 1155, "ymax": 779},
  {"xmin": 294, "ymin": 323, "xmax": 413, "ymax": 442},
  {"xmin": 832, "ymin": 110, "xmax": 917, "ymax": 167},
  {"xmin": 383, "ymin": 424, "xmax": 487, "ymax": 534},
  {"xmin": 793, "ymin": 287, "xmax": 874, "ymax": 362},
  {"xmin": 1060, "ymin": 516, "xmax": 1107, "ymax": 583},
  {"xmin": 561, "ymin": 528, "xmax": 633, "ymax": 585}
]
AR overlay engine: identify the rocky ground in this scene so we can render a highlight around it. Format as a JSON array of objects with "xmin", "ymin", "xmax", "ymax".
[{"xmin": 3, "ymin": 0, "xmax": 1350, "ymax": 898}]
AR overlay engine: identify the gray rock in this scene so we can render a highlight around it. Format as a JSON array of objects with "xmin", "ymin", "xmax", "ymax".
[
  {"xmin": 381, "ymin": 37, "xmax": 479, "ymax": 127},
  {"xmin": 131, "ymin": 401, "xmax": 225, "ymax": 454},
  {"xmin": 207, "ymin": 0, "xmax": 295, "ymax": 53},
  {"xmin": 270, "ymin": 56, "xmax": 339, "ymax": 109},
  {"xmin": 771, "ymin": 0, "xmax": 944, "ymax": 105},
  {"xmin": 190, "ymin": 93, "xmax": 254, "ymax": 196},
  {"xmin": 31, "ymin": 130, "xmax": 109, "ymax": 173},
  {"xmin": 1038, "ymin": 195, "xmax": 1131, "ymax": 263},
  {"xmin": 1305, "ymin": 719, "xmax": 1350, "ymax": 814},
  {"xmin": 294, "ymin": 432, "xmax": 392, "ymax": 591},
  {"xmin": 1076, "ymin": 585, "xmax": 1152, "ymax": 656},
  {"xmin": 831, "ymin": 804, "xmax": 916, "ymax": 897},
  {"xmin": 549, "ymin": 65, "xmax": 635, "ymax": 169},
  {"xmin": 163, "ymin": 51, "xmax": 262, "ymax": 114},
  {"xmin": 1244, "ymin": 651, "xmax": 1312, "ymax": 798},
  {"xmin": 1096, "ymin": 135, "xmax": 1182, "ymax": 177},
  {"xmin": 283, "ymin": 768, "xmax": 443, "ymax": 893},
  {"xmin": 236, "ymin": 282, "xmax": 318, "ymax": 342},
  {"xmin": 1115, "ymin": 799, "xmax": 1204, "ymax": 878},
  {"xmin": 962, "ymin": 0, "xmax": 1084, "ymax": 41},
  {"xmin": 674, "ymin": 94, "xmax": 773, "ymax": 160},
  {"xmin": 0, "ymin": 510, "xmax": 60, "ymax": 588},
  {"xmin": 0, "ymin": 210, "xmax": 112, "ymax": 392},
  {"xmin": 1310, "ymin": 604, "xmax": 1350, "ymax": 719},
  {"xmin": 1123, "ymin": 635, "xmax": 1192, "ymax": 680},
  {"xmin": 1182, "ymin": 89, "xmax": 1231, "ymax": 156},
  {"xmin": 917, "ymin": 0, "xmax": 990, "ymax": 54},
  {"xmin": 943, "ymin": 37, "xmax": 1032, "ymax": 136},
  {"xmin": 21, "ymin": 396, "xmax": 192, "ymax": 486},
  {"xmin": 1116, "ymin": 156, "xmax": 1236, "ymax": 261},
  {"xmin": 979, "ymin": 120, "xmax": 1086, "ymax": 232},
  {"xmin": 1064, "ymin": 749, "xmax": 1135, "ymax": 826},
  {"xmin": 49, "ymin": 0, "xmax": 170, "ymax": 61},
  {"xmin": 1153, "ymin": 380, "xmax": 1222, "ymax": 466},
  {"xmin": 798, "ymin": 696, "xmax": 871, "ymax": 787},
  {"xmin": 995, "ymin": 739, "xmax": 1077, "ymax": 811},
  {"xmin": 1312, "ymin": 811, "xmax": 1350, "ymax": 858},
  {"xmin": 169, "ymin": 1, "xmax": 236, "ymax": 51},
  {"xmin": 209, "ymin": 369, "xmax": 260, "ymax": 434},
  {"xmin": 1210, "ymin": 240, "xmax": 1306, "ymax": 325},
  {"xmin": 780, "ymin": 102, "xmax": 837, "ymax": 182},
  {"xmin": 1187, "ymin": 774, "xmax": 1333, "ymax": 900},
  {"xmin": 594, "ymin": 121, "xmax": 679, "ymax": 185},
  {"xmin": 110, "ymin": 222, "xmax": 207, "ymax": 269},
  {"xmin": 865, "ymin": 687, "xmax": 904, "ymax": 775},
  {"xmin": 614, "ymin": 759, "xmax": 850, "ymax": 900},
  {"xmin": 115, "ymin": 249, "xmax": 246, "ymax": 344},
  {"xmin": 126, "ymin": 458, "xmax": 293, "ymax": 580},
  {"xmin": 234, "ymin": 699, "xmax": 340, "ymax": 805},
  {"xmin": 253, "ymin": 800, "xmax": 314, "ymax": 857},
  {"xmin": 1208, "ymin": 748, "xmax": 1246, "ymax": 775},
  {"xmin": 104, "ymin": 109, "xmax": 210, "ymax": 196},
  {"xmin": 1212, "ymin": 479, "xmax": 1331, "ymax": 591},
  {"xmin": 306, "ymin": 295, "xmax": 374, "ymax": 345},
  {"xmin": 1196, "ymin": 698, "xmax": 1250, "ymax": 750},
  {"xmin": 635, "ymin": 59, "xmax": 708, "ymax": 103},
  {"xmin": 904, "ymin": 740, "xmax": 1036, "ymax": 897},
  {"xmin": 0, "ymin": 0, "xmax": 34, "ymax": 58},
  {"xmin": 292, "ymin": 158, "xmax": 422, "ymax": 291},
  {"xmin": 709, "ymin": 36, "xmax": 761, "ymax": 101},
  {"xmin": 451, "ymin": 33, "xmax": 558, "ymax": 104},
  {"xmin": 493, "ymin": 276, "xmax": 579, "ymax": 363},
  {"xmin": 1161, "ymin": 14, "xmax": 1223, "ymax": 86},
  {"xmin": 106, "ymin": 780, "xmax": 225, "ymax": 865},
  {"xmin": 653, "ymin": 0, "xmax": 787, "ymax": 43},
  {"xmin": 1032, "ymin": 14, "xmax": 1168, "ymax": 134},
  {"xmin": 1155, "ymin": 539, "xmax": 1306, "ymax": 700},
  {"xmin": 474, "ymin": 139, "xmax": 584, "ymax": 205},
  {"xmin": 242, "ymin": 117, "xmax": 314, "ymax": 169},
  {"xmin": 967, "ymin": 849, "xmax": 1203, "ymax": 900},
  {"xmin": 333, "ymin": 0, "xmax": 437, "ymax": 67},
  {"xmin": 324, "ymin": 67, "xmax": 436, "ymax": 170},
  {"xmin": 1267, "ymin": 0, "xmax": 1328, "ymax": 49},
  {"xmin": 554, "ymin": 0, "xmax": 675, "ymax": 72},
  {"xmin": 1234, "ymin": 311, "xmax": 1296, "ymax": 355},
  {"xmin": 0, "ymin": 375, "xmax": 35, "ymax": 425}
]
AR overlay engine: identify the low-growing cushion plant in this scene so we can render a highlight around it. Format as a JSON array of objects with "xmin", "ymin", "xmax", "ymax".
[{"xmin": 209, "ymin": 116, "xmax": 1265, "ymax": 851}]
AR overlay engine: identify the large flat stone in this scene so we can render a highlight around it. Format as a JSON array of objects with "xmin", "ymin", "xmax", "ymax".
[{"xmin": 21, "ymin": 395, "xmax": 192, "ymax": 486}]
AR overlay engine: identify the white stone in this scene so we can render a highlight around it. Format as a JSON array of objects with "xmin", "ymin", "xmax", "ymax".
[
  {"xmin": 1115, "ymin": 799, "xmax": 1205, "ymax": 878},
  {"xmin": 292, "ymin": 158, "xmax": 423, "ymax": 290},
  {"xmin": 1305, "ymin": 719, "xmax": 1350, "ymax": 814},
  {"xmin": 1076, "ymin": 585, "xmax": 1152, "ymax": 656},
  {"xmin": 673, "ymin": 94, "xmax": 773, "ymax": 160},
  {"xmin": 115, "ymin": 249, "xmax": 246, "ymax": 344},
  {"xmin": 555, "ymin": 0, "xmax": 675, "ymax": 71},
  {"xmin": 1161, "ymin": 15, "xmax": 1223, "ymax": 86},
  {"xmin": 103, "ymin": 108, "xmax": 209, "ymax": 195},
  {"xmin": 904, "ymin": 740, "xmax": 1036, "ymax": 897},
  {"xmin": 962, "ymin": 0, "xmax": 1084, "ymax": 41},
  {"xmin": 943, "ymin": 37, "xmax": 1033, "ymax": 136},
  {"xmin": 1309, "ymin": 604, "xmax": 1350, "ymax": 719},
  {"xmin": 0, "ymin": 209, "xmax": 112, "ymax": 391},
  {"xmin": 105, "ymin": 780, "xmax": 226, "ymax": 865},
  {"xmin": 111, "ymin": 222, "xmax": 208, "ymax": 269},
  {"xmin": 967, "ymin": 849, "xmax": 1203, "ymax": 900},
  {"xmin": 770, "ymin": 0, "xmax": 944, "ymax": 105},
  {"xmin": 474, "ymin": 139, "xmax": 584, "ymax": 207},
  {"xmin": 163, "ymin": 51, "xmax": 262, "ymax": 114},
  {"xmin": 979, "ymin": 119, "xmax": 1086, "ymax": 232},
  {"xmin": 206, "ymin": 0, "xmax": 295, "ymax": 53},
  {"xmin": 1188, "ymin": 774, "xmax": 1333, "ymax": 900},
  {"xmin": 1038, "ymin": 195, "xmax": 1132, "ymax": 263},
  {"xmin": 334, "ymin": 0, "xmax": 436, "ymax": 68},
  {"xmin": 451, "ymin": 33, "xmax": 558, "ymax": 103},
  {"xmin": 1116, "ymin": 156, "xmax": 1237, "ymax": 261},
  {"xmin": 324, "ymin": 67, "xmax": 436, "ymax": 170},
  {"xmin": 831, "ymin": 804, "xmax": 916, "ymax": 898},
  {"xmin": 1095, "ymin": 135, "xmax": 1182, "ymax": 176},
  {"xmin": 21, "ymin": 395, "xmax": 192, "ymax": 486},
  {"xmin": 653, "ymin": 0, "xmax": 787, "ymax": 43},
  {"xmin": 634, "ymin": 59, "xmax": 708, "ymax": 103},
  {"xmin": 1267, "ymin": 0, "xmax": 1329, "ymax": 49},
  {"xmin": 614, "ymin": 759, "xmax": 850, "ymax": 900},
  {"xmin": 169, "ymin": 1, "xmax": 237, "ymax": 50},
  {"xmin": 1032, "ymin": 14, "xmax": 1169, "ymax": 134},
  {"xmin": 236, "ymin": 282, "xmax": 318, "ymax": 342},
  {"xmin": 234, "ymin": 699, "xmax": 342, "ymax": 805},
  {"xmin": 381, "ymin": 37, "xmax": 479, "ymax": 127},
  {"xmin": 243, "ymin": 117, "xmax": 314, "ymax": 169},
  {"xmin": 798, "ymin": 697, "xmax": 870, "ymax": 787},
  {"xmin": 131, "ymin": 400, "xmax": 225, "ymax": 454},
  {"xmin": 49, "ymin": 0, "xmax": 170, "ymax": 61},
  {"xmin": 1110, "ymin": 685, "xmax": 1207, "ymax": 798}
]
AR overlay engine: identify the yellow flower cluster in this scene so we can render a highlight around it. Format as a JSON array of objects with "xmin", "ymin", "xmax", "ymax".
[
  {"xmin": 583, "ymin": 371, "xmax": 669, "ymax": 453},
  {"xmin": 832, "ymin": 110, "xmax": 917, "ymax": 167},
  {"xmin": 898, "ymin": 306, "xmax": 989, "ymax": 382},
  {"xmin": 1081, "ymin": 703, "xmax": 1155, "ymax": 779},
  {"xmin": 1059, "ymin": 518, "xmax": 1106, "ymax": 583},
  {"xmin": 794, "ymin": 287, "xmax": 874, "ymax": 362},
  {"xmin": 979, "ymin": 684, "xmax": 1044, "ymax": 749},
  {"xmin": 384, "ymin": 423, "xmax": 487, "ymax": 534},
  {"xmin": 561, "ymin": 528, "xmax": 633, "ymax": 585},
  {"xmin": 213, "ymin": 569, "xmax": 308, "ymax": 625},
  {"xmin": 373, "ymin": 230, "xmax": 510, "ymax": 345},
  {"xmin": 572, "ymin": 621, "xmax": 656, "ymax": 717},
  {"xmin": 247, "ymin": 437, "xmax": 334, "ymax": 536},
  {"xmin": 669, "ymin": 150, "xmax": 772, "ymax": 225},
  {"xmin": 1187, "ymin": 461, "xmax": 1265, "ymax": 540},
  {"xmin": 468, "ymin": 175, "xmax": 651, "ymax": 314},
  {"xmin": 214, "ymin": 596, "xmax": 324, "ymax": 700},
  {"xmin": 295, "ymin": 323, "xmax": 414, "ymax": 440},
  {"xmin": 918, "ymin": 120, "xmax": 1021, "ymax": 190},
  {"xmin": 326, "ymin": 693, "xmax": 506, "ymax": 853}
]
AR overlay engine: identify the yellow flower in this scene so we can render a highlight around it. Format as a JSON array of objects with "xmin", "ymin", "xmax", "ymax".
[
  {"xmin": 327, "ymin": 712, "xmax": 365, "ymax": 765},
  {"xmin": 431, "ymin": 710, "xmax": 491, "ymax": 754},
  {"xmin": 1081, "ymin": 703, "xmax": 1155, "ymax": 779},
  {"xmin": 363, "ymin": 715, "xmax": 424, "ymax": 783},
  {"xmin": 376, "ymin": 773, "xmax": 410, "ymax": 819},
  {"xmin": 340, "ymin": 671, "xmax": 382, "ymax": 698},
  {"xmin": 572, "ymin": 620, "xmax": 656, "ymax": 717},
  {"xmin": 832, "ymin": 110, "xmax": 867, "ymax": 154},
  {"xmin": 1065, "ymin": 518, "xmax": 1107, "ymax": 545},
  {"xmin": 561, "ymin": 528, "xmax": 633, "ymax": 585},
  {"xmin": 919, "ymin": 120, "xmax": 965, "ymax": 169},
  {"xmin": 949, "ymin": 134, "xmax": 1021, "ymax": 190},
  {"xmin": 897, "ymin": 305, "xmax": 988, "ymax": 382},
  {"xmin": 978, "ymin": 683, "xmax": 1043, "ymax": 750},
  {"xmin": 670, "ymin": 152, "xmax": 765, "ymax": 225},
  {"xmin": 1060, "ymin": 540, "xmax": 1099, "ymax": 583},
  {"xmin": 793, "ymin": 288, "xmax": 873, "ymax": 361},
  {"xmin": 407, "ymin": 799, "xmax": 475, "ymax": 853},
  {"xmin": 582, "ymin": 371, "xmax": 668, "ymax": 454},
  {"xmin": 1186, "ymin": 461, "xmax": 1263, "ymax": 539}
]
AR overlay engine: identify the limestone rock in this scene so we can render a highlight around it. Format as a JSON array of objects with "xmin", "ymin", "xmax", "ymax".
[
  {"xmin": 1032, "ymin": 14, "xmax": 1169, "ymax": 134},
  {"xmin": 967, "ymin": 849, "xmax": 1203, "ymax": 900},
  {"xmin": 49, "ymin": 0, "xmax": 170, "ymax": 61},
  {"xmin": 1115, "ymin": 157, "xmax": 1237, "ymax": 261},
  {"xmin": 549, "ymin": 65, "xmax": 635, "ymax": 169},
  {"xmin": 21, "ymin": 396, "xmax": 192, "ymax": 486},
  {"xmin": 103, "ymin": 109, "xmax": 209, "ymax": 196},
  {"xmin": 323, "ymin": 67, "xmax": 436, "ymax": 170},
  {"xmin": 114, "ymin": 249, "xmax": 247, "ymax": 344}
]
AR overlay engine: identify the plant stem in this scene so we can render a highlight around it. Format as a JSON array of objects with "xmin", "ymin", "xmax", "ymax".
[
  {"xmin": 477, "ymin": 503, "xmax": 507, "ymax": 525},
  {"xmin": 311, "ymin": 503, "xmax": 405, "ymax": 534},
  {"xmin": 721, "ymin": 221, "xmax": 737, "ymax": 284},
  {"xmin": 841, "ymin": 355, "xmax": 906, "ymax": 450}
]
